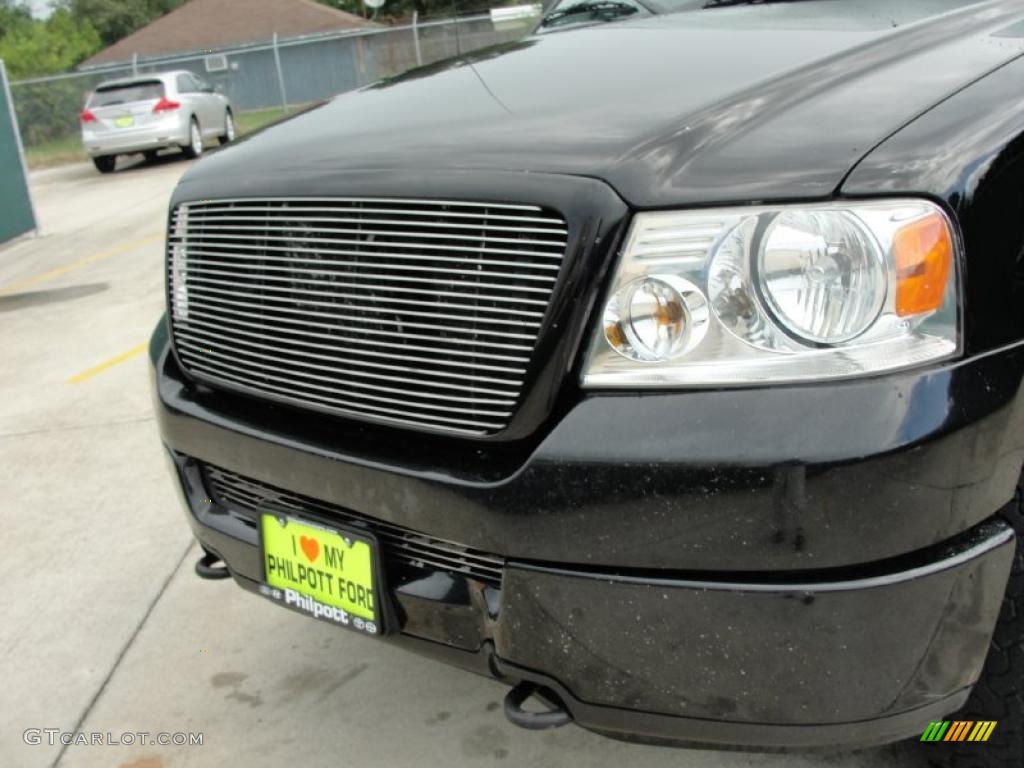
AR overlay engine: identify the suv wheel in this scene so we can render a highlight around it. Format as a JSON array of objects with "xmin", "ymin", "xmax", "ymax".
[
  {"xmin": 92, "ymin": 155, "xmax": 116, "ymax": 173},
  {"xmin": 219, "ymin": 110, "xmax": 235, "ymax": 145},
  {"xmin": 183, "ymin": 118, "xmax": 203, "ymax": 159},
  {"xmin": 927, "ymin": 474, "xmax": 1024, "ymax": 767}
]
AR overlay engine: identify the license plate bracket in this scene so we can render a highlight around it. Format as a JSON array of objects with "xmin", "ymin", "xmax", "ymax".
[{"xmin": 258, "ymin": 510, "xmax": 387, "ymax": 636}]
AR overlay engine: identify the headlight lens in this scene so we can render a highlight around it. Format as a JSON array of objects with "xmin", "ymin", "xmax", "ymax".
[
  {"xmin": 583, "ymin": 200, "xmax": 959, "ymax": 388},
  {"xmin": 604, "ymin": 276, "xmax": 708, "ymax": 361},
  {"xmin": 758, "ymin": 211, "xmax": 885, "ymax": 344}
]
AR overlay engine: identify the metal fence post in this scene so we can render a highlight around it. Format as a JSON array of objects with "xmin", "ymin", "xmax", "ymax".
[
  {"xmin": 273, "ymin": 32, "xmax": 289, "ymax": 113},
  {"xmin": 412, "ymin": 11, "xmax": 423, "ymax": 66},
  {"xmin": 132, "ymin": 52, "xmax": 138, "ymax": 76}
]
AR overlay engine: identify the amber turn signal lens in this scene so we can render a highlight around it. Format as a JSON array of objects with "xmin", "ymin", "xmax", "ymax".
[{"xmin": 893, "ymin": 212, "xmax": 952, "ymax": 317}]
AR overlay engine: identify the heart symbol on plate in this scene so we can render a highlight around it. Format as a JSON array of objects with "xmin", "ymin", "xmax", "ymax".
[{"xmin": 299, "ymin": 536, "xmax": 320, "ymax": 563}]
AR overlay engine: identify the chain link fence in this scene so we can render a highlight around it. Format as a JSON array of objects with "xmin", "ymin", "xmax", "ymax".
[{"xmin": 9, "ymin": 9, "xmax": 540, "ymax": 154}]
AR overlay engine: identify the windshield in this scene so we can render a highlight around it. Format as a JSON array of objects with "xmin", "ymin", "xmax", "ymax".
[
  {"xmin": 538, "ymin": 0, "xmax": 651, "ymax": 30},
  {"xmin": 653, "ymin": 0, "xmax": 987, "ymax": 15},
  {"xmin": 539, "ymin": 0, "xmax": 991, "ymax": 31},
  {"xmin": 89, "ymin": 80, "xmax": 165, "ymax": 108}
]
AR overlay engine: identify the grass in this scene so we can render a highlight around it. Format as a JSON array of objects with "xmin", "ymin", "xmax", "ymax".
[
  {"xmin": 23, "ymin": 105, "xmax": 293, "ymax": 170},
  {"xmin": 234, "ymin": 106, "xmax": 289, "ymax": 135},
  {"xmin": 24, "ymin": 135, "xmax": 87, "ymax": 170}
]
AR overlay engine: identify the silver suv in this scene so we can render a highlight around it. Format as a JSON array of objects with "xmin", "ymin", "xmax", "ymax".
[{"xmin": 80, "ymin": 70, "xmax": 234, "ymax": 173}]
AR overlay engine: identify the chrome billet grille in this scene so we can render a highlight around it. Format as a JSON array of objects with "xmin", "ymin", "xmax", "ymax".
[
  {"xmin": 203, "ymin": 463, "xmax": 504, "ymax": 586},
  {"xmin": 167, "ymin": 198, "xmax": 569, "ymax": 435}
]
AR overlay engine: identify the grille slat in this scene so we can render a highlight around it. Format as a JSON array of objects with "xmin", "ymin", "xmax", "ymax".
[
  {"xmin": 204, "ymin": 464, "xmax": 504, "ymax": 585},
  {"xmin": 176, "ymin": 324, "xmax": 529, "ymax": 373},
  {"xmin": 178, "ymin": 350, "xmax": 519, "ymax": 412},
  {"xmin": 185, "ymin": 291, "xmax": 542, "ymax": 336},
  {"xmin": 170, "ymin": 230, "xmax": 565, "ymax": 260},
  {"xmin": 185, "ymin": 267, "xmax": 556, "ymax": 299},
  {"xmin": 172, "ymin": 242, "xmax": 563, "ymax": 272},
  {"xmin": 183, "ymin": 361, "xmax": 512, "ymax": 430},
  {"xmin": 180, "ymin": 311, "xmax": 534, "ymax": 357},
  {"xmin": 169, "ymin": 197, "xmax": 568, "ymax": 435},
  {"xmin": 179, "ymin": 222, "xmax": 568, "ymax": 247},
  {"xmin": 179, "ymin": 254, "xmax": 560, "ymax": 283},
  {"xmin": 185, "ymin": 196, "xmax": 556, "ymax": 213},
  {"xmin": 186, "ymin": 282, "xmax": 548, "ymax": 320},
  {"xmin": 184, "ymin": 274, "xmax": 551, "ymax": 310},
  {"xmin": 177, "ymin": 339, "xmax": 523, "ymax": 395}
]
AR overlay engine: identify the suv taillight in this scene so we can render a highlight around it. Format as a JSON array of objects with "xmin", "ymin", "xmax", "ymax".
[
  {"xmin": 79, "ymin": 109, "xmax": 97, "ymax": 123},
  {"xmin": 153, "ymin": 98, "xmax": 180, "ymax": 113}
]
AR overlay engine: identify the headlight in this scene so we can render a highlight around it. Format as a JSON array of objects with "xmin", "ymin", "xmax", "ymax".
[
  {"xmin": 603, "ymin": 276, "xmax": 708, "ymax": 361},
  {"xmin": 758, "ymin": 211, "xmax": 885, "ymax": 344},
  {"xmin": 583, "ymin": 200, "xmax": 959, "ymax": 388}
]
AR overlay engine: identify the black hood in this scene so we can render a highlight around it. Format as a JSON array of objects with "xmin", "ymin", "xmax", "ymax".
[{"xmin": 178, "ymin": 0, "xmax": 1024, "ymax": 207}]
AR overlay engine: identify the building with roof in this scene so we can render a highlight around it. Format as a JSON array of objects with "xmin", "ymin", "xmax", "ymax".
[{"xmin": 80, "ymin": 0, "xmax": 372, "ymax": 68}]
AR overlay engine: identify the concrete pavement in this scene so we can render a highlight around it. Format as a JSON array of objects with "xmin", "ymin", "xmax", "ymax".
[{"xmin": 0, "ymin": 157, "xmax": 930, "ymax": 768}]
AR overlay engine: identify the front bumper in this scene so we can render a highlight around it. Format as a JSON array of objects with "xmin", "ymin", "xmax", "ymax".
[{"xmin": 152, "ymin": 320, "xmax": 1023, "ymax": 748}]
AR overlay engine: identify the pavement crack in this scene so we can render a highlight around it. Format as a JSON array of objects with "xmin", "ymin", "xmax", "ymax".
[
  {"xmin": 0, "ymin": 415, "xmax": 154, "ymax": 440},
  {"xmin": 50, "ymin": 540, "xmax": 196, "ymax": 768}
]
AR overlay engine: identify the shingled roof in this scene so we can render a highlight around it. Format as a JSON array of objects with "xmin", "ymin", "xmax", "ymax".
[{"xmin": 81, "ymin": 0, "xmax": 372, "ymax": 67}]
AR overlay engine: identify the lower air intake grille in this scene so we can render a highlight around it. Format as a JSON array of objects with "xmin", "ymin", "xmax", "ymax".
[{"xmin": 203, "ymin": 463, "xmax": 504, "ymax": 586}]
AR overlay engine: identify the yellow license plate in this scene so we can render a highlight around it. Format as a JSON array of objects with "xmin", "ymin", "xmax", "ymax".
[
  {"xmin": 114, "ymin": 115, "xmax": 134, "ymax": 128},
  {"xmin": 260, "ymin": 513, "xmax": 381, "ymax": 635}
]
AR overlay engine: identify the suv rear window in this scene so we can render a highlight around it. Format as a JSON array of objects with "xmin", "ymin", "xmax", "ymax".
[{"xmin": 89, "ymin": 80, "xmax": 165, "ymax": 107}]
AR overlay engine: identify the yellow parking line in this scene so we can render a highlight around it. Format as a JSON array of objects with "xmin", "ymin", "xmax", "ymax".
[
  {"xmin": 0, "ymin": 232, "xmax": 162, "ymax": 297},
  {"xmin": 66, "ymin": 342, "xmax": 148, "ymax": 384}
]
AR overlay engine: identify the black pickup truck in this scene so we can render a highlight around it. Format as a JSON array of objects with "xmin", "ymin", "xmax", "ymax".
[{"xmin": 150, "ymin": 0, "xmax": 1024, "ymax": 764}]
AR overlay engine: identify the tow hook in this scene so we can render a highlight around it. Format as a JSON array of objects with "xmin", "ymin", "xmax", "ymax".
[
  {"xmin": 194, "ymin": 550, "xmax": 231, "ymax": 580},
  {"xmin": 503, "ymin": 681, "xmax": 573, "ymax": 730}
]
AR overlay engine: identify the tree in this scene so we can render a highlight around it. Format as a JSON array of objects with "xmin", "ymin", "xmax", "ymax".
[
  {"xmin": 0, "ymin": 8, "xmax": 101, "ymax": 78},
  {"xmin": 0, "ymin": 1, "xmax": 31, "ymax": 39},
  {"xmin": 58, "ymin": 0, "xmax": 188, "ymax": 48}
]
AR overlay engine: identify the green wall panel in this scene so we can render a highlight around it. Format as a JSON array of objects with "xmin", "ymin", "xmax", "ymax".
[{"xmin": 0, "ymin": 60, "xmax": 36, "ymax": 245}]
